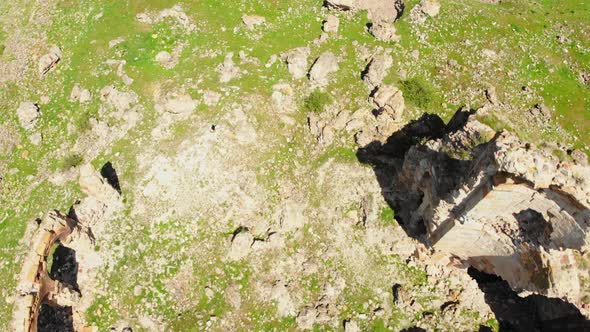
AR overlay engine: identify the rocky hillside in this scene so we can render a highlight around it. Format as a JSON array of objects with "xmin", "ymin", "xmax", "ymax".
[{"xmin": 0, "ymin": 0, "xmax": 589, "ymax": 331}]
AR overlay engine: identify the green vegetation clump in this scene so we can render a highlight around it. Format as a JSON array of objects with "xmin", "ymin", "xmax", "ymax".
[
  {"xmin": 303, "ymin": 90, "xmax": 332, "ymax": 113},
  {"xmin": 400, "ymin": 78, "xmax": 435, "ymax": 109},
  {"xmin": 61, "ymin": 153, "xmax": 83, "ymax": 170},
  {"xmin": 380, "ymin": 206, "xmax": 396, "ymax": 226}
]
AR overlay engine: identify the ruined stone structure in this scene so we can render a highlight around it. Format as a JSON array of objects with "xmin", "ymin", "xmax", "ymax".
[
  {"xmin": 395, "ymin": 113, "xmax": 590, "ymax": 316},
  {"xmin": 13, "ymin": 211, "xmax": 77, "ymax": 332},
  {"xmin": 12, "ymin": 164, "xmax": 121, "ymax": 332}
]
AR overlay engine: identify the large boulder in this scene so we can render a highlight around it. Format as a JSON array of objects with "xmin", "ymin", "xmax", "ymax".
[
  {"xmin": 309, "ymin": 52, "xmax": 339, "ymax": 86},
  {"xmin": 100, "ymin": 86, "xmax": 138, "ymax": 112},
  {"xmin": 323, "ymin": 14, "xmax": 340, "ymax": 33},
  {"xmin": 282, "ymin": 47, "xmax": 311, "ymax": 79},
  {"xmin": 362, "ymin": 54, "xmax": 393, "ymax": 88},
  {"xmin": 217, "ymin": 52, "xmax": 241, "ymax": 83},
  {"xmin": 16, "ymin": 102, "xmax": 40, "ymax": 130}
]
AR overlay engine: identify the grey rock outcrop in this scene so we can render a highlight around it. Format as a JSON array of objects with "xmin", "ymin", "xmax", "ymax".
[
  {"xmin": 410, "ymin": 0, "xmax": 440, "ymax": 23},
  {"xmin": 100, "ymin": 86, "xmax": 138, "ymax": 112},
  {"xmin": 70, "ymin": 84, "xmax": 92, "ymax": 104},
  {"xmin": 217, "ymin": 52, "xmax": 241, "ymax": 83}
]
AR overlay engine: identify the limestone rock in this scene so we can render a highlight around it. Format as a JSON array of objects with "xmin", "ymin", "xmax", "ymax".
[
  {"xmin": 70, "ymin": 84, "xmax": 92, "ymax": 104},
  {"xmin": 38, "ymin": 46, "xmax": 61, "ymax": 77},
  {"xmin": 163, "ymin": 95, "xmax": 199, "ymax": 115},
  {"xmin": 529, "ymin": 103, "xmax": 552, "ymax": 122},
  {"xmin": 79, "ymin": 164, "xmax": 121, "ymax": 204},
  {"xmin": 309, "ymin": 52, "xmax": 339, "ymax": 86},
  {"xmin": 136, "ymin": 5, "xmax": 196, "ymax": 32},
  {"xmin": 156, "ymin": 43, "xmax": 185, "ymax": 69},
  {"xmin": 325, "ymin": 0, "xmax": 355, "ymax": 11},
  {"xmin": 228, "ymin": 229, "xmax": 253, "ymax": 260},
  {"xmin": 202, "ymin": 90, "xmax": 221, "ymax": 106},
  {"xmin": 363, "ymin": 54, "xmax": 393, "ymax": 88},
  {"xmin": 360, "ymin": 109, "xmax": 590, "ymax": 317},
  {"xmin": 282, "ymin": 47, "xmax": 311, "ymax": 79},
  {"xmin": 323, "ymin": 15, "xmax": 340, "ymax": 33},
  {"xmin": 369, "ymin": 20, "xmax": 400, "ymax": 42},
  {"xmin": 344, "ymin": 320, "xmax": 360, "ymax": 332},
  {"xmin": 370, "ymin": 84, "xmax": 405, "ymax": 120},
  {"xmin": 100, "ymin": 86, "xmax": 138, "ymax": 112},
  {"xmin": 242, "ymin": 14, "xmax": 266, "ymax": 29},
  {"xmin": 217, "ymin": 52, "xmax": 241, "ymax": 83},
  {"xmin": 16, "ymin": 102, "xmax": 40, "ymax": 130},
  {"xmin": 411, "ymin": 0, "xmax": 440, "ymax": 23},
  {"xmin": 420, "ymin": 0, "xmax": 441, "ymax": 17},
  {"xmin": 326, "ymin": 0, "xmax": 405, "ymax": 22}
]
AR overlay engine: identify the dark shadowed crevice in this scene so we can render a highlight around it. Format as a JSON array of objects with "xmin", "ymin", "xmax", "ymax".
[
  {"xmin": 37, "ymin": 304, "xmax": 74, "ymax": 332},
  {"xmin": 101, "ymin": 161, "xmax": 122, "ymax": 194},
  {"xmin": 468, "ymin": 267, "xmax": 590, "ymax": 332}
]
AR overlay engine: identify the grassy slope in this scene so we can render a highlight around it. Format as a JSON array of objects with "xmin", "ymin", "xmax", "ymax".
[{"xmin": 0, "ymin": 0, "xmax": 588, "ymax": 330}]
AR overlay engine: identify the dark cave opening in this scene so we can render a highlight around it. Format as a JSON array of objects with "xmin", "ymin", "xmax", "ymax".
[
  {"xmin": 49, "ymin": 245, "xmax": 79, "ymax": 290},
  {"xmin": 38, "ymin": 304, "xmax": 74, "ymax": 332}
]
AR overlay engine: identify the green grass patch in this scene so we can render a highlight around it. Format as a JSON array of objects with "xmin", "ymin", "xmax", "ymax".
[
  {"xmin": 61, "ymin": 153, "xmax": 84, "ymax": 170},
  {"xmin": 400, "ymin": 78, "xmax": 436, "ymax": 109},
  {"xmin": 303, "ymin": 90, "xmax": 332, "ymax": 114}
]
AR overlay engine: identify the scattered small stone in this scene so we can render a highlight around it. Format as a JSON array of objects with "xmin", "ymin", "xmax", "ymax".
[
  {"xmin": 265, "ymin": 54, "xmax": 278, "ymax": 68},
  {"xmin": 242, "ymin": 14, "xmax": 266, "ymax": 29},
  {"xmin": 70, "ymin": 84, "xmax": 92, "ymax": 104}
]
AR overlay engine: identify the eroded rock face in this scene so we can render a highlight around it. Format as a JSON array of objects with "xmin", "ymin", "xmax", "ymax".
[{"xmin": 359, "ymin": 109, "xmax": 590, "ymax": 317}]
